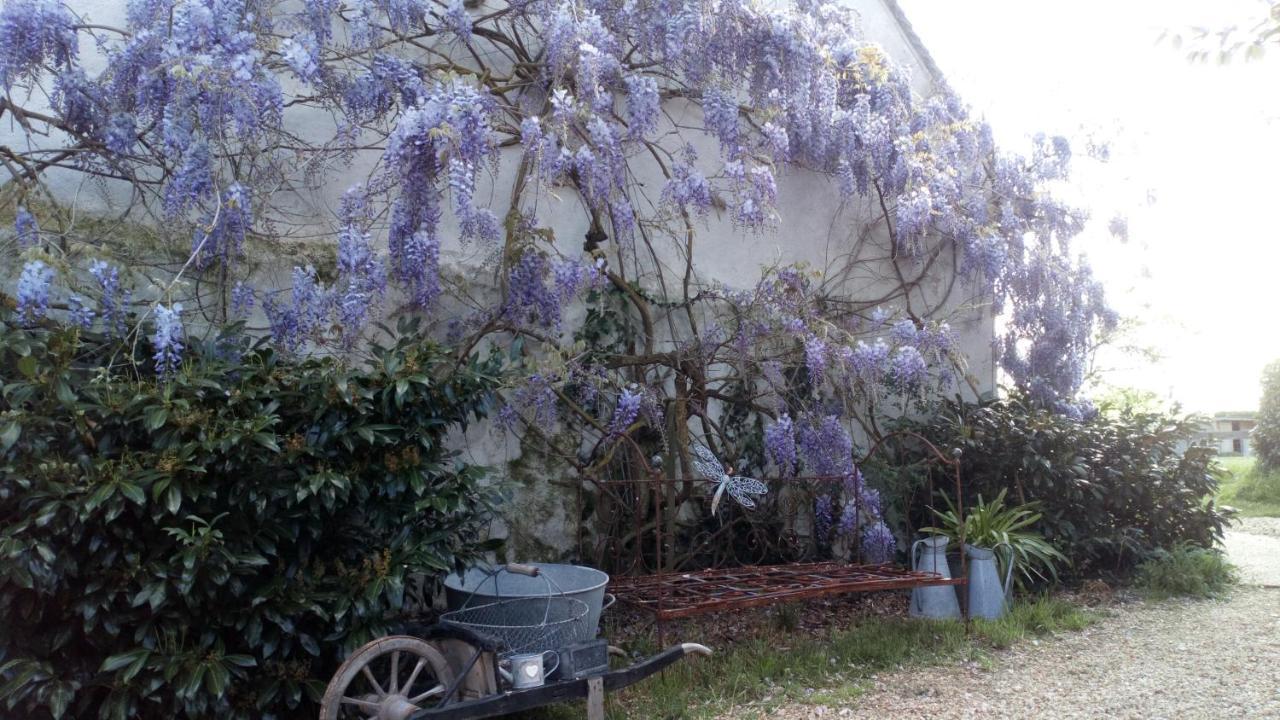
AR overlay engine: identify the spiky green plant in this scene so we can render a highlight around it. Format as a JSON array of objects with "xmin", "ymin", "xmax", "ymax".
[{"xmin": 922, "ymin": 489, "xmax": 1068, "ymax": 589}]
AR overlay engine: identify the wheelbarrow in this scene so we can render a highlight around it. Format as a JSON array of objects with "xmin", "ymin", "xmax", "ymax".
[{"xmin": 318, "ymin": 564, "xmax": 710, "ymax": 720}]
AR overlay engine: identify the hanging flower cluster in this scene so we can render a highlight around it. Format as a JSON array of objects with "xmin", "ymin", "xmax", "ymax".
[{"xmin": 0, "ymin": 0, "xmax": 1115, "ymax": 470}]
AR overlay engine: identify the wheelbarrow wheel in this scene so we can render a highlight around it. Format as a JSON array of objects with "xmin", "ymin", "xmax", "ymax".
[{"xmin": 320, "ymin": 635, "xmax": 456, "ymax": 720}]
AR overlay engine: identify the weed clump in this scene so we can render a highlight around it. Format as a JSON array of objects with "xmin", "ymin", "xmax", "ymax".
[{"xmin": 1134, "ymin": 544, "xmax": 1237, "ymax": 599}]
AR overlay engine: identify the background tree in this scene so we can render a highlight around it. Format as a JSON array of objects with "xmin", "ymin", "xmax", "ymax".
[
  {"xmin": 1162, "ymin": 1, "xmax": 1280, "ymax": 62},
  {"xmin": 1253, "ymin": 359, "xmax": 1280, "ymax": 472}
]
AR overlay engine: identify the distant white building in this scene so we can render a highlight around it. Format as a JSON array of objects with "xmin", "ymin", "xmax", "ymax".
[{"xmin": 1200, "ymin": 412, "xmax": 1258, "ymax": 456}]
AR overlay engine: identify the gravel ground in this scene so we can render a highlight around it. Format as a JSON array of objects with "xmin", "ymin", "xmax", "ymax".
[
  {"xmin": 1223, "ymin": 529, "xmax": 1280, "ymax": 587},
  {"xmin": 1235, "ymin": 516, "xmax": 1280, "ymax": 540},
  {"xmin": 725, "ymin": 528, "xmax": 1280, "ymax": 720}
]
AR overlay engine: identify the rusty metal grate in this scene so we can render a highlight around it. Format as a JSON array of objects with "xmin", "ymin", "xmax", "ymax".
[{"xmin": 609, "ymin": 562, "xmax": 966, "ymax": 620}]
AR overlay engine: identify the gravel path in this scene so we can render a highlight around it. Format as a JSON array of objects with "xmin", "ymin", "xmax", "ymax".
[
  {"xmin": 1224, "ymin": 529, "xmax": 1280, "ymax": 587},
  {"xmin": 1235, "ymin": 516, "xmax": 1280, "ymax": 540},
  {"xmin": 730, "ymin": 528, "xmax": 1280, "ymax": 720}
]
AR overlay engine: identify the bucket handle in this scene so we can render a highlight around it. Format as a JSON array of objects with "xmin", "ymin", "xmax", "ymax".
[
  {"xmin": 459, "ymin": 563, "xmax": 561, "ymax": 611},
  {"xmin": 601, "ymin": 593, "xmax": 616, "ymax": 614}
]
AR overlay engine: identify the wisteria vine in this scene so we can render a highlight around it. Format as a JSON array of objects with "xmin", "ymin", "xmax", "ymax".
[{"xmin": 1, "ymin": 0, "xmax": 1118, "ymax": 561}]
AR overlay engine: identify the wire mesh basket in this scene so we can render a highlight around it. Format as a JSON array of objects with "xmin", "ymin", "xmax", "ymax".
[{"xmin": 440, "ymin": 596, "xmax": 591, "ymax": 655}]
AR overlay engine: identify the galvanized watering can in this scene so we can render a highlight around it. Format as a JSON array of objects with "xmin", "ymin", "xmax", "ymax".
[
  {"xmin": 909, "ymin": 535, "xmax": 960, "ymax": 619},
  {"xmin": 965, "ymin": 543, "xmax": 1014, "ymax": 620}
]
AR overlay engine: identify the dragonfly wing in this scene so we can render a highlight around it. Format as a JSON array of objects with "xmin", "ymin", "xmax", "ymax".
[
  {"xmin": 730, "ymin": 476, "xmax": 769, "ymax": 496},
  {"xmin": 690, "ymin": 442, "xmax": 726, "ymax": 482},
  {"xmin": 727, "ymin": 482, "xmax": 757, "ymax": 510},
  {"xmin": 725, "ymin": 477, "xmax": 766, "ymax": 510}
]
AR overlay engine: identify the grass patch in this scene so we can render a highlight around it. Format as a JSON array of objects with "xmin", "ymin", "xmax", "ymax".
[
  {"xmin": 1134, "ymin": 544, "xmax": 1237, "ymax": 599},
  {"xmin": 516, "ymin": 596, "xmax": 1096, "ymax": 719},
  {"xmin": 1217, "ymin": 456, "xmax": 1280, "ymax": 518}
]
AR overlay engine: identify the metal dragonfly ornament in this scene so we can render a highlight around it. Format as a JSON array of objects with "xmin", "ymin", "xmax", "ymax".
[{"xmin": 690, "ymin": 442, "xmax": 769, "ymax": 515}]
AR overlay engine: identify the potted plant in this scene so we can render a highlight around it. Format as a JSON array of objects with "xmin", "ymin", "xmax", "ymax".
[{"xmin": 922, "ymin": 489, "xmax": 1067, "ymax": 619}]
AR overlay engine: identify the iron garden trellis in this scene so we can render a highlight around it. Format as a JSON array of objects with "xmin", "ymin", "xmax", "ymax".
[{"xmin": 584, "ymin": 431, "xmax": 970, "ymax": 630}]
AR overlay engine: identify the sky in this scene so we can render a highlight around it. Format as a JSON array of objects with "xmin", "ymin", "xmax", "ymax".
[{"xmin": 898, "ymin": 0, "xmax": 1280, "ymax": 413}]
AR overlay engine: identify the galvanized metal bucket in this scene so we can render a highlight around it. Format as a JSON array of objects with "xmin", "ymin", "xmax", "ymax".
[{"xmin": 444, "ymin": 564, "xmax": 612, "ymax": 639}]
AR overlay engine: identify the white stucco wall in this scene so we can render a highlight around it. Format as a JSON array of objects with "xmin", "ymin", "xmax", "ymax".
[{"xmin": 4, "ymin": 0, "xmax": 995, "ymax": 558}]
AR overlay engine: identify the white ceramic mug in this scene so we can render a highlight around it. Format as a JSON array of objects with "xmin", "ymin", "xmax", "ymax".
[{"xmin": 508, "ymin": 651, "xmax": 559, "ymax": 689}]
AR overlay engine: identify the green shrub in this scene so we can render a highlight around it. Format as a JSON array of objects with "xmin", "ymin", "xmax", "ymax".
[
  {"xmin": 1234, "ymin": 465, "xmax": 1280, "ymax": 504},
  {"xmin": 904, "ymin": 393, "xmax": 1230, "ymax": 580},
  {"xmin": 0, "ymin": 314, "xmax": 503, "ymax": 719},
  {"xmin": 1134, "ymin": 544, "xmax": 1237, "ymax": 599}
]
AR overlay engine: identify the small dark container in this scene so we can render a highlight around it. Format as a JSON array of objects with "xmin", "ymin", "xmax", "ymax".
[{"xmin": 556, "ymin": 639, "xmax": 610, "ymax": 680}]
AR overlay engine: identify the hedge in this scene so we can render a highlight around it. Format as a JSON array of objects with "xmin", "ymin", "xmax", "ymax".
[{"xmin": 0, "ymin": 314, "xmax": 502, "ymax": 719}]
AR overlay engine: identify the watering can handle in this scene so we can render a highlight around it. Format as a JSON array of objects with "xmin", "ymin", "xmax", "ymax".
[
  {"xmin": 909, "ymin": 540, "xmax": 925, "ymax": 614},
  {"xmin": 505, "ymin": 563, "xmax": 541, "ymax": 577}
]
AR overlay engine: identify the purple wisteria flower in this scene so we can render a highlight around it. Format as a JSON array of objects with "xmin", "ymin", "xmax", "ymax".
[
  {"xmin": 193, "ymin": 182, "xmax": 252, "ymax": 269},
  {"xmin": 607, "ymin": 388, "xmax": 642, "ymax": 437},
  {"xmin": 104, "ymin": 113, "xmax": 137, "ymax": 155},
  {"xmin": 804, "ymin": 335, "xmax": 828, "ymax": 385},
  {"xmin": 152, "ymin": 303, "xmax": 184, "ymax": 378},
  {"xmin": 890, "ymin": 345, "xmax": 927, "ymax": 388},
  {"xmin": 507, "ymin": 373, "xmax": 559, "ymax": 429},
  {"xmin": 861, "ymin": 521, "xmax": 896, "ymax": 564},
  {"xmin": 889, "ymin": 318, "xmax": 918, "ymax": 345},
  {"xmin": 760, "ymin": 121, "xmax": 789, "ymax": 161},
  {"xmin": 663, "ymin": 160, "xmax": 713, "ymax": 214},
  {"xmin": 14, "ymin": 206, "xmax": 37, "ymax": 248},
  {"xmin": 230, "ymin": 281, "xmax": 254, "ymax": 318},
  {"xmin": 814, "ymin": 494, "xmax": 834, "ymax": 545},
  {"xmin": 504, "ymin": 251, "xmax": 597, "ymax": 330},
  {"xmin": 797, "ymin": 414, "xmax": 853, "ymax": 478},
  {"xmin": 837, "ymin": 499, "xmax": 859, "ymax": 538},
  {"xmin": 335, "ymin": 189, "xmax": 387, "ymax": 344},
  {"xmin": 16, "ymin": 260, "xmax": 54, "ymax": 325},
  {"xmin": 68, "ymin": 295, "xmax": 94, "ymax": 329},
  {"xmin": 0, "ymin": 0, "xmax": 76, "ymax": 90},
  {"xmin": 624, "ymin": 75, "xmax": 659, "ymax": 139},
  {"xmin": 701, "ymin": 87, "xmax": 740, "ymax": 151},
  {"xmin": 894, "ymin": 189, "xmax": 932, "ymax": 247},
  {"xmin": 858, "ymin": 486, "xmax": 883, "ymax": 519},
  {"xmin": 764, "ymin": 414, "xmax": 797, "ymax": 474},
  {"xmin": 1108, "ymin": 214, "xmax": 1128, "ymax": 242},
  {"xmin": 89, "ymin": 260, "xmax": 129, "ymax": 337},
  {"xmin": 164, "ymin": 143, "xmax": 214, "ymax": 217},
  {"xmin": 263, "ymin": 267, "xmax": 331, "ymax": 354},
  {"xmin": 280, "ymin": 36, "xmax": 322, "ymax": 82},
  {"xmin": 851, "ymin": 340, "xmax": 889, "ymax": 380},
  {"xmin": 384, "ymin": 78, "xmax": 496, "ymax": 305},
  {"xmin": 444, "ymin": 0, "xmax": 472, "ymax": 43}
]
